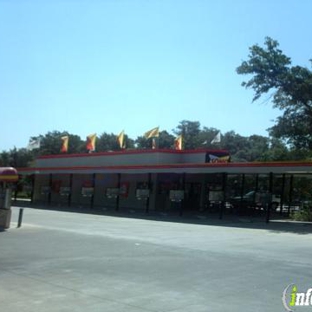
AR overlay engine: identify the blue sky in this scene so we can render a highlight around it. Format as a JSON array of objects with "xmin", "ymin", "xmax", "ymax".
[{"xmin": 1, "ymin": 0, "xmax": 311, "ymax": 151}]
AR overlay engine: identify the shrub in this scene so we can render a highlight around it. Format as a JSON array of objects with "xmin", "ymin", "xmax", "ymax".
[{"xmin": 291, "ymin": 204, "xmax": 312, "ymax": 222}]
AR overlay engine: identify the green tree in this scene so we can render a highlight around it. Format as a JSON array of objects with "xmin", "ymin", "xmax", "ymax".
[
  {"xmin": 199, "ymin": 127, "xmax": 220, "ymax": 148},
  {"xmin": 219, "ymin": 132, "xmax": 287, "ymax": 162},
  {"xmin": 220, "ymin": 131, "xmax": 249, "ymax": 161},
  {"xmin": 66, "ymin": 134, "xmax": 85, "ymax": 154},
  {"xmin": 135, "ymin": 136, "xmax": 149, "ymax": 149},
  {"xmin": 173, "ymin": 120, "xmax": 201, "ymax": 149},
  {"xmin": 237, "ymin": 37, "xmax": 312, "ymax": 150},
  {"xmin": 0, "ymin": 148, "xmax": 34, "ymax": 167},
  {"xmin": 247, "ymin": 135, "xmax": 270, "ymax": 161},
  {"xmin": 0, "ymin": 151, "xmax": 10, "ymax": 166},
  {"xmin": 159, "ymin": 131, "xmax": 176, "ymax": 149},
  {"xmin": 33, "ymin": 131, "xmax": 85, "ymax": 155},
  {"xmin": 123, "ymin": 134, "xmax": 135, "ymax": 150},
  {"xmin": 135, "ymin": 131, "xmax": 174, "ymax": 149},
  {"xmin": 97, "ymin": 133, "xmax": 119, "ymax": 151},
  {"xmin": 263, "ymin": 138, "xmax": 290, "ymax": 161},
  {"xmin": 97, "ymin": 132, "xmax": 135, "ymax": 151}
]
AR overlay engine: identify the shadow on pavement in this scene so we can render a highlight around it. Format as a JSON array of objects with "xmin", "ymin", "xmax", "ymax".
[
  {"xmin": 12, "ymin": 200, "xmax": 312, "ymax": 236},
  {"xmin": 0, "ymin": 227, "xmax": 7, "ymax": 233}
]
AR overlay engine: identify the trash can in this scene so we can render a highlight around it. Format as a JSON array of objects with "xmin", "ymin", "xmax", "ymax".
[
  {"xmin": 0, "ymin": 188, "xmax": 12, "ymax": 229},
  {"xmin": 0, "ymin": 167, "xmax": 18, "ymax": 229}
]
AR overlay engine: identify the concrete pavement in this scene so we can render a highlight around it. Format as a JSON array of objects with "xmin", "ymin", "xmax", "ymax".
[{"xmin": 1, "ymin": 206, "xmax": 312, "ymax": 311}]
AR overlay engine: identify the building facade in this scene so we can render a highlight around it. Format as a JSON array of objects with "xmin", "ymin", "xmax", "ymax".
[{"xmin": 17, "ymin": 149, "xmax": 312, "ymax": 217}]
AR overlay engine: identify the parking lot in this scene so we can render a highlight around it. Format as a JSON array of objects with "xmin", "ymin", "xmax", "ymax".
[{"xmin": 1, "ymin": 205, "xmax": 312, "ymax": 312}]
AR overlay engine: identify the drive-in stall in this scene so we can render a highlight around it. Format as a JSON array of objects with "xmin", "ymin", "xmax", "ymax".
[{"xmin": 0, "ymin": 167, "xmax": 18, "ymax": 229}]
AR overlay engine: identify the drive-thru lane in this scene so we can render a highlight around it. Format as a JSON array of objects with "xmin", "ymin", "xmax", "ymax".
[{"xmin": 1, "ymin": 206, "xmax": 312, "ymax": 312}]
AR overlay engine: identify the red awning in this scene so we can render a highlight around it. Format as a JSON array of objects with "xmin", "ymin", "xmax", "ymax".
[{"xmin": 0, "ymin": 167, "xmax": 18, "ymax": 182}]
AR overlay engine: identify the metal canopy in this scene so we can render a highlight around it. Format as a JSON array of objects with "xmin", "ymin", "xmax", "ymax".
[{"xmin": 17, "ymin": 162, "xmax": 312, "ymax": 176}]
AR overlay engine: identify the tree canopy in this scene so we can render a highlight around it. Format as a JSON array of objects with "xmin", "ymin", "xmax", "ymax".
[
  {"xmin": 37, "ymin": 131, "xmax": 85, "ymax": 155},
  {"xmin": 0, "ymin": 120, "xmax": 308, "ymax": 168},
  {"xmin": 237, "ymin": 37, "xmax": 312, "ymax": 150}
]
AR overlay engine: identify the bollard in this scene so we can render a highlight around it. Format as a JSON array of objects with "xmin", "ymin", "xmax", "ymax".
[
  {"xmin": 17, "ymin": 208, "xmax": 24, "ymax": 228},
  {"xmin": 265, "ymin": 203, "xmax": 271, "ymax": 224}
]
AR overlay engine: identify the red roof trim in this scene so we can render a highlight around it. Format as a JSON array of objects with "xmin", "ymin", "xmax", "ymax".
[{"xmin": 37, "ymin": 149, "xmax": 229, "ymax": 159}]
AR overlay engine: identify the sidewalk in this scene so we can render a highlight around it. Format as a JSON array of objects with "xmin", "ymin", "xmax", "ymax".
[{"xmin": 11, "ymin": 200, "xmax": 312, "ymax": 235}]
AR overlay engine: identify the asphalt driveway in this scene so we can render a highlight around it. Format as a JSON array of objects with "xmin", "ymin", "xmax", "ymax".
[{"xmin": 1, "ymin": 206, "xmax": 312, "ymax": 312}]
